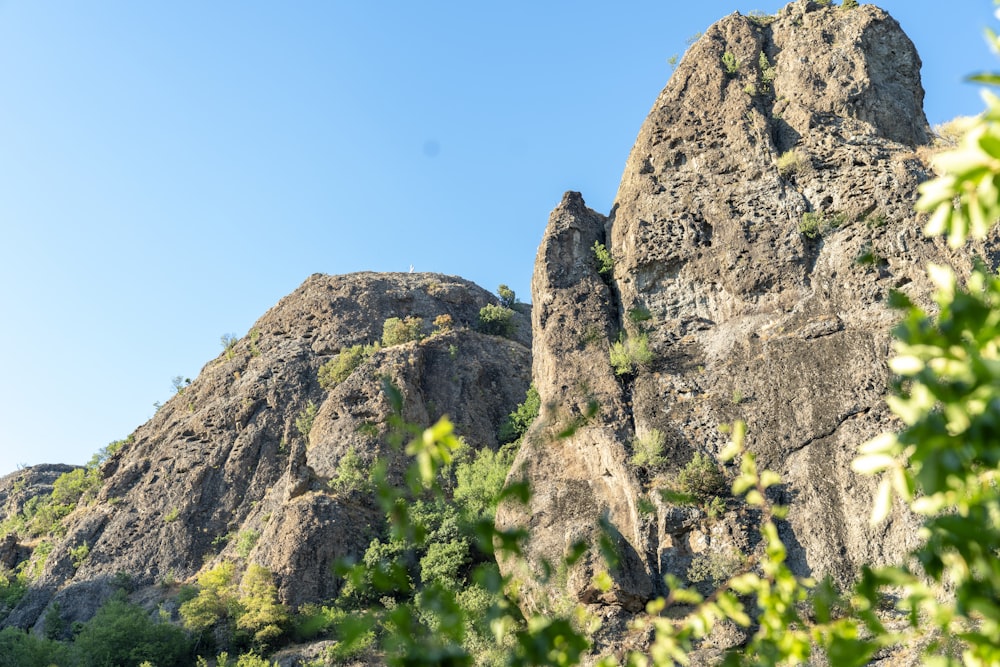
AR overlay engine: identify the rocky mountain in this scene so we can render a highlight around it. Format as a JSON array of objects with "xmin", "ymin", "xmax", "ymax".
[
  {"xmin": 1, "ymin": 272, "xmax": 531, "ymax": 636},
  {"xmin": 1, "ymin": 0, "xmax": 995, "ymax": 663},
  {"xmin": 497, "ymin": 0, "xmax": 997, "ymax": 643}
]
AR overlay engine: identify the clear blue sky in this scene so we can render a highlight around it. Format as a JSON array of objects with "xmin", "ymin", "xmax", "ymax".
[{"xmin": 0, "ymin": 1, "xmax": 994, "ymax": 476}]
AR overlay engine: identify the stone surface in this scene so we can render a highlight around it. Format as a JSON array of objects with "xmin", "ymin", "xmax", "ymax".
[
  {"xmin": 497, "ymin": 0, "xmax": 1000, "ymax": 630},
  {"xmin": 0, "ymin": 272, "xmax": 531, "ymax": 633}
]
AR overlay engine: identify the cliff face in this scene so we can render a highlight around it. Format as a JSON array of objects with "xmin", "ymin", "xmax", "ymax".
[
  {"xmin": 3, "ymin": 0, "xmax": 996, "ymax": 657},
  {"xmin": 1, "ymin": 272, "xmax": 531, "ymax": 633},
  {"xmin": 497, "ymin": 0, "xmax": 999, "ymax": 625}
]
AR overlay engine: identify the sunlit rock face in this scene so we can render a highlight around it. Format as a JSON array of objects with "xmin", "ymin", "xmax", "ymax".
[{"xmin": 498, "ymin": 1, "xmax": 999, "ymax": 642}]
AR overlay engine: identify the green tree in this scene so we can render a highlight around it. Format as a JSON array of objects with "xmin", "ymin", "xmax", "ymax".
[
  {"xmin": 74, "ymin": 591, "xmax": 191, "ymax": 667},
  {"xmin": 498, "ymin": 384, "xmax": 540, "ymax": 444},
  {"xmin": 318, "ymin": 343, "xmax": 378, "ymax": 389},
  {"xmin": 180, "ymin": 561, "xmax": 239, "ymax": 636},
  {"xmin": 497, "ymin": 284, "xmax": 517, "ymax": 309},
  {"xmin": 0, "ymin": 627, "xmax": 69, "ymax": 667},
  {"xmin": 477, "ymin": 303, "xmax": 515, "ymax": 337},
  {"xmin": 237, "ymin": 565, "xmax": 289, "ymax": 648},
  {"xmin": 382, "ymin": 316, "xmax": 424, "ymax": 346}
]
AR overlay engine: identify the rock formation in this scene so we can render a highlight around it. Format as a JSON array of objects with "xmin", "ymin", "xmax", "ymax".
[
  {"xmin": 2, "ymin": 2, "xmax": 997, "ymax": 662},
  {"xmin": 0, "ymin": 272, "xmax": 531, "ymax": 634},
  {"xmin": 497, "ymin": 0, "xmax": 999, "ymax": 629}
]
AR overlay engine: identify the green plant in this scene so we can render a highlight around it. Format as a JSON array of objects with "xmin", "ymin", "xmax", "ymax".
[
  {"xmin": 75, "ymin": 590, "xmax": 192, "ymax": 667},
  {"xmin": 318, "ymin": 343, "xmax": 378, "ymax": 389},
  {"xmin": 758, "ymin": 51, "xmax": 775, "ymax": 91},
  {"xmin": 0, "ymin": 626, "xmax": 70, "ymax": 666},
  {"xmin": 453, "ymin": 443, "xmax": 518, "ymax": 523},
  {"xmin": 721, "ymin": 50, "xmax": 739, "ymax": 75},
  {"xmin": 731, "ymin": 388, "xmax": 744, "ymax": 404},
  {"xmin": 236, "ymin": 530, "xmax": 260, "ymax": 560},
  {"xmin": 798, "ymin": 210, "xmax": 845, "ymax": 239},
  {"xmin": 864, "ymin": 211, "xmax": 888, "ymax": 228},
  {"xmin": 43, "ymin": 602, "xmax": 66, "ymax": 640},
  {"xmin": 609, "ymin": 332, "xmax": 654, "ymax": 375},
  {"xmin": 743, "ymin": 83, "xmax": 757, "ymax": 96},
  {"xmin": 677, "ymin": 451, "xmax": 727, "ymax": 500},
  {"xmin": 221, "ymin": 333, "xmax": 238, "ymax": 360},
  {"xmin": 630, "ymin": 429, "xmax": 667, "ymax": 469},
  {"xmin": 381, "ymin": 316, "xmax": 423, "ymax": 347},
  {"xmin": 69, "ymin": 543, "xmax": 90, "ymax": 569},
  {"xmin": 295, "ymin": 401, "xmax": 318, "ymax": 442},
  {"xmin": 164, "ymin": 507, "xmax": 180, "ymax": 523},
  {"xmin": 328, "ymin": 447, "xmax": 372, "ymax": 496},
  {"xmin": 180, "ymin": 561, "xmax": 238, "ymax": 636},
  {"xmin": 627, "ymin": 305, "xmax": 652, "ymax": 324},
  {"xmin": 497, "ymin": 284, "xmax": 517, "ymax": 308},
  {"xmin": 249, "ymin": 329, "xmax": 261, "ymax": 357},
  {"xmin": 686, "ymin": 548, "xmax": 746, "ymax": 589},
  {"xmin": 841, "ymin": 0, "xmax": 858, "ymax": 8},
  {"xmin": 171, "ymin": 376, "xmax": 191, "ymax": 394},
  {"xmin": 776, "ymin": 148, "xmax": 805, "ymax": 177},
  {"xmin": 497, "ymin": 384, "xmax": 541, "ymax": 444},
  {"xmin": 237, "ymin": 565, "xmax": 289, "ymax": 648},
  {"xmin": 592, "ymin": 240, "xmax": 614, "ymax": 276},
  {"xmin": 477, "ymin": 303, "xmax": 515, "ymax": 337}
]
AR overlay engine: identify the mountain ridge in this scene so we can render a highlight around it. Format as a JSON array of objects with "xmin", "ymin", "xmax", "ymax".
[{"xmin": 2, "ymin": 2, "xmax": 996, "ymax": 663}]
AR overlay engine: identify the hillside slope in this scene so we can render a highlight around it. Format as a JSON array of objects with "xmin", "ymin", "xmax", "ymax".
[{"xmin": 0, "ymin": 272, "xmax": 531, "ymax": 636}]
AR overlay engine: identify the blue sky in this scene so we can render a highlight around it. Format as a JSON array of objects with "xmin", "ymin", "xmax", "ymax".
[{"xmin": 0, "ymin": 1, "xmax": 995, "ymax": 476}]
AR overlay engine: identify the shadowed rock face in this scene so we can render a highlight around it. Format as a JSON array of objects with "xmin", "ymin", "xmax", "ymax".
[
  {"xmin": 498, "ymin": 0, "xmax": 999, "ymax": 626},
  {"xmin": 1, "ymin": 272, "xmax": 531, "ymax": 633}
]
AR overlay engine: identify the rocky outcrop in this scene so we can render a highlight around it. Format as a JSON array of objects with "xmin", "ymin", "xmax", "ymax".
[
  {"xmin": 498, "ymin": 192, "xmax": 652, "ymax": 615},
  {"xmin": 498, "ymin": 0, "xmax": 1000, "ymax": 623},
  {"xmin": 2, "ymin": 272, "xmax": 531, "ymax": 632}
]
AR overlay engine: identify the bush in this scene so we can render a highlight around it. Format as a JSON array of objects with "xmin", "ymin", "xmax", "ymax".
[
  {"xmin": 235, "ymin": 531, "xmax": 259, "ymax": 560},
  {"xmin": 631, "ymin": 429, "xmax": 667, "ymax": 469},
  {"xmin": 687, "ymin": 549, "xmax": 746, "ymax": 589},
  {"xmin": 318, "ymin": 343, "xmax": 378, "ymax": 389},
  {"xmin": 841, "ymin": 0, "xmax": 858, "ymax": 8},
  {"xmin": 237, "ymin": 564, "xmax": 289, "ymax": 648},
  {"xmin": 609, "ymin": 332, "xmax": 654, "ymax": 375},
  {"xmin": 74, "ymin": 591, "xmax": 192, "ymax": 667},
  {"xmin": 0, "ymin": 627, "xmax": 70, "ymax": 667},
  {"xmin": 627, "ymin": 306, "xmax": 652, "ymax": 324},
  {"xmin": 497, "ymin": 384, "xmax": 540, "ymax": 444},
  {"xmin": 497, "ymin": 284, "xmax": 517, "ymax": 309},
  {"xmin": 328, "ymin": 447, "xmax": 372, "ymax": 496},
  {"xmin": 721, "ymin": 51, "xmax": 739, "ymax": 75},
  {"xmin": 798, "ymin": 210, "xmax": 845, "ymax": 239},
  {"xmin": 295, "ymin": 401, "xmax": 318, "ymax": 441},
  {"xmin": 0, "ymin": 568, "xmax": 27, "ymax": 614},
  {"xmin": 180, "ymin": 561, "xmax": 238, "ymax": 635},
  {"xmin": 758, "ymin": 52, "xmax": 775, "ymax": 91},
  {"xmin": 477, "ymin": 304, "xmax": 514, "ymax": 337},
  {"xmin": 592, "ymin": 241, "xmax": 614, "ymax": 276},
  {"xmin": 419, "ymin": 539, "xmax": 469, "ymax": 589},
  {"xmin": 677, "ymin": 451, "xmax": 727, "ymax": 500},
  {"xmin": 221, "ymin": 333, "xmax": 238, "ymax": 361},
  {"xmin": 776, "ymin": 149, "xmax": 805, "ymax": 178},
  {"xmin": 382, "ymin": 316, "xmax": 423, "ymax": 347},
  {"xmin": 453, "ymin": 443, "xmax": 518, "ymax": 522}
]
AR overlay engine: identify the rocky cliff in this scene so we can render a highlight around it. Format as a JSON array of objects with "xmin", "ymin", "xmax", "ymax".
[
  {"xmin": 0, "ymin": 272, "xmax": 531, "ymax": 635},
  {"xmin": 2, "ymin": 1, "xmax": 995, "ymax": 662},
  {"xmin": 497, "ymin": 0, "xmax": 999, "ymax": 636}
]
